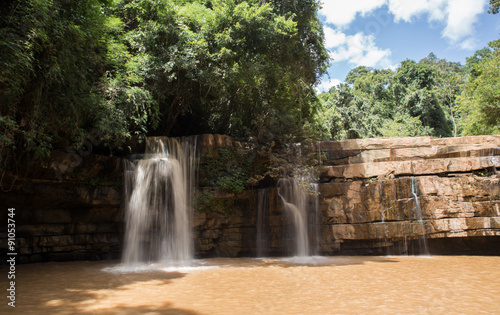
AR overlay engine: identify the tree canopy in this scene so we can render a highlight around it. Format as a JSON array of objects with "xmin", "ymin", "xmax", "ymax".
[
  {"xmin": 1, "ymin": 0, "xmax": 329, "ymax": 162},
  {"xmin": 1, "ymin": 0, "xmax": 109, "ymax": 158},
  {"xmin": 2, "ymin": 0, "xmax": 500, "ymax": 168},
  {"xmin": 316, "ymin": 54, "xmax": 466, "ymax": 140},
  {"xmin": 457, "ymin": 40, "xmax": 500, "ymax": 135},
  {"xmin": 489, "ymin": 0, "xmax": 500, "ymax": 14}
]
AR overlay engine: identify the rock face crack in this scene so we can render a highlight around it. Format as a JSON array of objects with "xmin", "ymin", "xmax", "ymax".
[{"xmin": 6, "ymin": 135, "xmax": 500, "ymax": 262}]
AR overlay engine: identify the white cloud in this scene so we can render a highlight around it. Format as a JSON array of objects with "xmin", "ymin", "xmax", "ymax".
[
  {"xmin": 319, "ymin": 0, "xmax": 386, "ymax": 28},
  {"xmin": 323, "ymin": 26, "xmax": 347, "ymax": 48},
  {"xmin": 329, "ymin": 32, "xmax": 392, "ymax": 68},
  {"xmin": 387, "ymin": 0, "xmax": 487, "ymax": 48},
  {"xmin": 387, "ymin": 0, "xmax": 447, "ymax": 23},
  {"xmin": 320, "ymin": 0, "xmax": 488, "ymax": 49},
  {"xmin": 323, "ymin": 24, "xmax": 393, "ymax": 78},
  {"xmin": 458, "ymin": 37, "xmax": 479, "ymax": 50},
  {"xmin": 442, "ymin": 0, "xmax": 486, "ymax": 43},
  {"xmin": 316, "ymin": 78, "xmax": 342, "ymax": 93}
]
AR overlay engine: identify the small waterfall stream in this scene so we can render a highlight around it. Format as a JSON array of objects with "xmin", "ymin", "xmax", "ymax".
[
  {"xmin": 256, "ymin": 188, "xmax": 270, "ymax": 257},
  {"xmin": 122, "ymin": 137, "xmax": 198, "ymax": 266},
  {"xmin": 310, "ymin": 183, "xmax": 321, "ymax": 255},
  {"xmin": 277, "ymin": 178, "xmax": 310, "ymax": 257},
  {"xmin": 410, "ymin": 177, "xmax": 430, "ymax": 256}
]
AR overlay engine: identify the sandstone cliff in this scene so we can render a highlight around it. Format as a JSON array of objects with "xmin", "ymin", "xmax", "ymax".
[{"xmin": 1, "ymin": 134, "xmax": 499, "ymax": 263}]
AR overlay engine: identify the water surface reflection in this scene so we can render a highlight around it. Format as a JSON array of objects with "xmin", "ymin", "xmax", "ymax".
[{"xmin": 2, "ymin": 256, "xmax": 499, "ymax": 314}]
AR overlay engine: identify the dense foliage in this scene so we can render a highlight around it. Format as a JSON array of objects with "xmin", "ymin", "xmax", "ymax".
[
  {"xmin": 1, "ymin": 0, "xmax": 499, "ymax": 173},
  {"xmin": 1, "ymin": 0, "xmax": 328, "ymax": 164},
  {"xmin": 489, "ymin": 0, "xmax": 500, "ymax": 14},
  {"xmin": 457, "ymin": 40, "xmax": 500, "ymax": 135},
  {"xmin": 1, "ymin": 0, "xmax": 109, "ymax": 159},
  {"xmin": 201, "ymin": 146, "xmax": 254, "ymax": 194},
  {"xmin": 316, "ymin": 49, "xmax": 500, "ymax": 140}
]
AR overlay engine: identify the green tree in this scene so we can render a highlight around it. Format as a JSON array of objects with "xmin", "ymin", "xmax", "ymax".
[
  {"xmin": 1, "ymin": 0, "xmax": 329, "ymax": 166},
  {"xmin": 489, "ymin": 0, "xmax": 500, "ymax": 14},
  {"xmin": 421, "ymin": 54, "xmax": 465, "ymax": 137},
  {"xmin": 317, "ymin": 54, "xmax": 463, "ymax": 139},
  {"xmin": 393, "ymin": 57, "xmax": 459, "ymax": 137},
  {"xmin": 458, "ymin": 40, "xmax": 500, "ymax": 135},
  {"xmin": 105, "ymin": 0, "xmax": 328, "ymax": 142},
  {"xmin": 1, "ymin": 0, "xmax": 109, "ymax": 159}
]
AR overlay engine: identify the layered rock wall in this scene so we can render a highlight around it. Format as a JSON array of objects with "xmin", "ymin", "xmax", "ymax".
[
  {"xmin": 194, "ymin": 135, "xmax": 500, "ymax": 256},
  {"xmin": 2, "ymin": 134, "xmax": 500, "ymax": 263},
  {"xmin": 0, "ymin": 153, "xmax": 124, "ymax": 263},
  {"xmin": 315, "ymin": 135, "xmax": 500, "ymax": 254},
  {"xmin": 319, "ymin": 176, "xmax": 500, "ymax": 254}
]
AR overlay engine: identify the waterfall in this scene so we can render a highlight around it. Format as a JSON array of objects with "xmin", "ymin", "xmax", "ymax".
[
  {"xmin": 309, "ymin": 183, "xmax": 321, "ymax": 255},
  {"xmin": 122, "ymin": 137, "xmax": 198, "ymax": 266},
  {"xmin": 278, "ymin": 178, "xmax": 310, "ymax": 257},
  {"xmin": 378, "ymin": 180, "xmax": 392, "ymax": 255},
  {"xmin": 380, "ymin": 207, "xmax": 390, "ymax": 255},
  {"xmin": 256, "ymin": 188, "xmax": 270, "ymax": 257},
  {"xmin": 410, "ymin": 177, "xmax": 430, "ymax": 256}
]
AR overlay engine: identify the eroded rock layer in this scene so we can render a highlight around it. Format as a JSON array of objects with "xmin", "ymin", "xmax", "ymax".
[{"xmin": 1, "ymin": 134, "xmax": 499, "ymax": 263}]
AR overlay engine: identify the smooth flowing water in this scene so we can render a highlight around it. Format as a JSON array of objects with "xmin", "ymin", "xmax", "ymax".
[
  {"xmin": 277, "ymin": 178, "xmax": 310, "ymax": 257},
  {"xmin": 256, "ymin": 188, "xmax": 270, "ymax": 257},
  {"xmin": 309, "ymin": 183, "xmax": 321, "ymax": 255},
  {"xmin": 411, "ymin": 177, "xmax": 430, "ymax": 255},
  {"xmin": 3, "ymin": 256, "xmax": 500, "ymax": 314},
  {"xmin": 122, "ymin": 137, "xmax": 198, "ymax": 266}
]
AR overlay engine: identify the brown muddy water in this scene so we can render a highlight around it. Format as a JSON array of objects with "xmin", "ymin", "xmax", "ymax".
[{"xmin": 1, "ymin": 256, "xmax": 499, "ymax": 314}]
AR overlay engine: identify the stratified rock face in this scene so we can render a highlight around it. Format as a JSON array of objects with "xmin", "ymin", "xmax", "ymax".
[
  {"xmin": 0, "ymin": 151, "xmax": 124, "ymax": 263},
  {"xmin": 193, "ymin": 135, "xmax": 500, "ymax": 256},
  {"xmin": 318, "ymin": 176, "xmax": 500, "ymax": 255},
  {"xmin": 192, "ymin": 189, "xmax": 257, "ymax": 258},
  {"xmin": 319, "ymin": 135, "xmax": 500, "ymax": 180},
  {"xmin": 192, "ymin": 176, "xmax": 500, "ymax": 257},
  {"xmin": 2, "ymin": 134, "xmax": 500, "ymax": 263}
]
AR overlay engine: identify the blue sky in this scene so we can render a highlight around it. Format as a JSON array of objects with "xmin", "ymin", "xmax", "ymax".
[{"xmin": 316, "ymin": 0, "xmax": 500, "ymax": 92}]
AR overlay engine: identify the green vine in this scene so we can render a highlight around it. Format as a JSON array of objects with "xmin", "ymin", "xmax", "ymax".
[
  {"xmin": 200, "ymin": 147, "xmax": 255, "ymax": 194},
  {"xmin": 193, "ymin": 192, "xmax": 235, "ymax": 215}
]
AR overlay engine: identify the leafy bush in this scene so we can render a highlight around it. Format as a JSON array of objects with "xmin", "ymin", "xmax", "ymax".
[{"xmin": 200, "ymin": 147, "xmax": 255, "ymax": 194}]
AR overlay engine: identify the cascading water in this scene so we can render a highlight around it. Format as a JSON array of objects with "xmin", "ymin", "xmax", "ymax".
[
  {"xmin": 309, "ymin": 183, "xmax": 321, "ymax": 255},
  {"xmin": 256, "ymin": 188, "xmax": 270, "ymax": 257},
  {"xmin": 122, "ymin": 137, "xmax": 198, "ymax": 266},
  {"xmin": 380, "ymin": 209, "xmax": 391, "ymax": 255},
  {"xmin": 277, "ymin": 178, "xmax": 310, "ymax": 257},
  {"xmin": 410, "ymin": 177, "xmax": 430, "ymax": 256},
  {"xmin": 378, "ymin": 180, "xmax": 392, "ymax": 255}
]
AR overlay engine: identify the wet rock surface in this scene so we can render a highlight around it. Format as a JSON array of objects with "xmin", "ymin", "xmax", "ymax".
[
  {"xmin": 2, "ymin": 135, "xmax": 500, "ymax": 263},
  {"xmin": 0, "ymin": 151, "xmax": 124, "ymax": 263}
]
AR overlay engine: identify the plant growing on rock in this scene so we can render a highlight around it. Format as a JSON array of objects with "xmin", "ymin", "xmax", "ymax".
[{"xmin": 200, "ymin": 147, "xmax": 255, "ymax": 194}]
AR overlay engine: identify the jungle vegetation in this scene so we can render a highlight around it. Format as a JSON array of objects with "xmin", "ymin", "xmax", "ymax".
[{"xmin": 1, "ymin": 0, "xmax": 499, "ymax": 166}]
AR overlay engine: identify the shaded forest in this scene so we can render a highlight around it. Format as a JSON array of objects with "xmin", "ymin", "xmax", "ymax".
[{"xmin": 1, "ymin": 0, "xmax": 499, "ymax": 165}]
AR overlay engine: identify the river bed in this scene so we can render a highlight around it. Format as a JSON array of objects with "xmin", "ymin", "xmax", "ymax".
[{"xmin": 1, "ymin": 256, "xmax": 499, "ymax": 314}]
